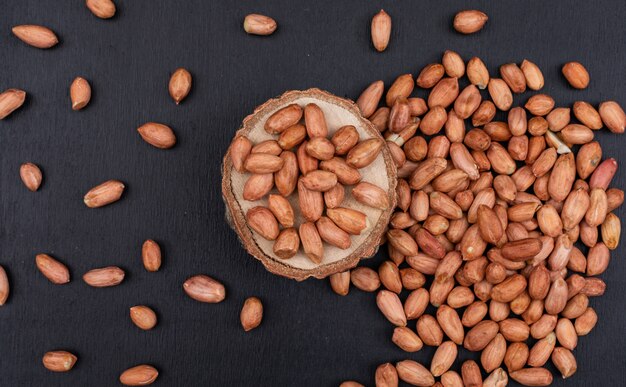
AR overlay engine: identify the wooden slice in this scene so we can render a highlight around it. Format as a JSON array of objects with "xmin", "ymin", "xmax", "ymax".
[{"xmin": 222, "ymin": 88, "xmax": 397, "ymax": 280}]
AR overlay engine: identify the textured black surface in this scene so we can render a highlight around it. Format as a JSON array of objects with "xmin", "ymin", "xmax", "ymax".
[{"xmin": 0, "ymin": 1, "xmax": 625, "ymax": 386}]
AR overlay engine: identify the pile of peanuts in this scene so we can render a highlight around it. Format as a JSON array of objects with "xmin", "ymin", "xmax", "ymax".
[
  {"xmin": 333, "ymin": 51, "xmax": 625, "ymax": 387},
  {"xmin": 230, "ymin": 102, "xmax": 390, "ymax": 264}
]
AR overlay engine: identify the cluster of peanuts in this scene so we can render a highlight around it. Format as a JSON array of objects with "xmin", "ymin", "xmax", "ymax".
[
  {"xmin": 230, "ymin": 102, "xmax": 391, "ymax": 264},
  {"xmin": 333, "ymin": 50, "xmax": 625, "ymax": 387}
]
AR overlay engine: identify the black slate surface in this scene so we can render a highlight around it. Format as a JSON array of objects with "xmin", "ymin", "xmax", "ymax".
[{"xmin": 1, "ymin": 1, "xmax": 625, "ymax": 386}]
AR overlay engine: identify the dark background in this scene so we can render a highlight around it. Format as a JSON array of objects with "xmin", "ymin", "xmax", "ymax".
[{"xmin": 1, "ymin": 1, "xmax": 625, "ymax": 386}]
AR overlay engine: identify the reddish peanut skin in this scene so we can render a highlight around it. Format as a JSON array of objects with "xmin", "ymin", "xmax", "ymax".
[
  {"xmin": 371, "ymin": 9, "xmax": 392, "ymax": 52},
  {"xmin": 600, "ymin": 101, "xmax": 626, "ymax": 133},
  {"xmin": 82, "ymin": 266, "xmax": 125, "ymax": 287},
  {"xmin": 119, "ymin": 364, "xmax": 159, "ymax": 386},
  {"xmin": 142, "ymin": 240, "xmax": 162, "ymax": 272},
  {"xmin": 589, "ymin": 158, "xmax": 617, "ymax": 190},
  {"xmin": 42, "ymin": 351, "xmax": 77, "ymax": 372},
  {"xmin": 454, "ymin": 10, "xmax": 489, "ymax": 35},
  {"xmin": 20, "ymin": 162, "xmax": 43, "ymax": 191},
  {"xmin": 83, "ymin": 180, "xmax": 125, "ymax": 208},
  {"xmin": 183, "ymin": 275, "xmax": 226, "ymax": 303},
  {"xmin": 240, "ymin": 297, "xmax": 263, "ymax": 331}
]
